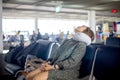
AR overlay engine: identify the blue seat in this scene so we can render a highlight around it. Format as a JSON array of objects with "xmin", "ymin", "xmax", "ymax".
[
  {"xmin": 14, "ymin": 39, "xmax": 60, "ymax": 67},
  {"xmin": 106, "ymin": 37, "xmax": 120, "ymax": 47},
  {"xmin": 79, "ymin": 44, "xmax": 104, "ymax": 78},
  {"xmin": 79, "ymin": 42, "xmax": 120, "ymax": 80},
  {"xmin": 94, "ymin": 46, "xmax": 120, "ymax": 80},
  {"xmin": 4, "ymin": 39, "xmax": 60, "ymax": 75},
  {"xmin": 36, "ymin": 39, "xmax": 60, "ymax": 60}
]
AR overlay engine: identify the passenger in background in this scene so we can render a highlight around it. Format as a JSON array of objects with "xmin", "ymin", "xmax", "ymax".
[
  {"xmin": 30, "ymin": 31, "xmax": 37, "ymax": 43},
  {"xmin": 56, "ymin": 30, "xmax": 65, "ymax": 44},
  {"xmin": 42, "ymin": 33, "xmax": 49, "ymax": 40},
  {"xmin": 8, "ymin": 35, "xmax": 17, "ymax": 43},
  {"xmin": 109, "ymin": 30, "xmax": 114, "ymax": 37},
  {"xmin": 49, "ymin": 32, "xmax": 55, "ymax": 42},
  {"xmin": 65, "ymin": 30, "xmax": 69, "ymax": 39},
  {"xmin": 36, "ymin": 28, "xmax": 42, "ymax": 40},
  {"xmin": 16, "ymin": 30, "xmax": 21, "ymax": 42},
  {"xmin": 16, "ymin": 30, "xmax": 24, "ymax": 46},
  {"xmin": 3, "ymin": 34, "xmax": 5, "ymax": 40},
  {"xmin": 25, "ymin": 25, "xmax": 94, "ymax": 80}
]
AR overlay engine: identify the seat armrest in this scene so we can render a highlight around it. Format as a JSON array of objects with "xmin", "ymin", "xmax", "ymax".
[{"xmin": 4, "ymin": 63, "xmax": 22, "ymax": 75}]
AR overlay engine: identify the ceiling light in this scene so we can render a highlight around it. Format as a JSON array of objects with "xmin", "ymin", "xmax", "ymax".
[{"xmin": 55, "ymin": 5, "xmax": 62, "ymax": 13}]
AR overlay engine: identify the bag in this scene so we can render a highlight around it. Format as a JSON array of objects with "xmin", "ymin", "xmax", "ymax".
[{"xmin": 24, "ymin": 55, "xmax": 46, "ymax": 72}]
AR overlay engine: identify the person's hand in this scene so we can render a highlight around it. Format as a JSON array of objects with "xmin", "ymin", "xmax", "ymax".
[
  {"xmin": 32, "ymin": 71, "xmax": 48, "ymax": 80},
  {"xmin": 41, "ymin": 63, "xmax": 54, "ymax": 71},
  {"xmin": 39, "ymin": 62, "xmax": 49, "ymax": 71},
  {"xmin": 45, "ymin": 64, "xmax": 54, "ymax": 71}
]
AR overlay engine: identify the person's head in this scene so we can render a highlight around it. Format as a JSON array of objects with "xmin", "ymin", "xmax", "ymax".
[
  {"xmin": 33, "ymin": 30, "xmax": 35, "ymax": 33},
  {"xmin": 74, "ymin": 25, "xmax": 94, "ymax": 41},
  {"xmin": 18, "ymin": 30, "xmax": 20, "ymax": 34},
  {"xmin": 37, "ymin": 28, "xmax": 39, "ymax": 31},
  {"xmin": 16, "ymin": 30, "xmax": 20, "ymax": 35}
]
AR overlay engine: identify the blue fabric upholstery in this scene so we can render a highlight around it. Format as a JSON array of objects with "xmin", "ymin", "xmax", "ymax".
[
  {"xmin": 36, "ymin": 39, "xmax": 60, "ymax": 60},
  {"xmin": 4, "ymin": 39, "xmax": 60, "ymax": 75},
  {"xmin": 106, "ymin": 37, "xmax": 120, "ymax": 47},
  {"xmin": 15, "ymin": 39, "xmax": 59, "ymax": 67},
  {"xmin": 94, "ymin": 46, "xmax": 120, "ymax": 80},
  {"xmin": 35, "ymin": 40, "xmax": 53, "ymax": 60},
  {"xmin": 79, "ymin": 44, "xmax": 103, "ymax": 78},
  {"xmin": 80, "ymin": 44, "xmax": 120, "ymax": 80}
]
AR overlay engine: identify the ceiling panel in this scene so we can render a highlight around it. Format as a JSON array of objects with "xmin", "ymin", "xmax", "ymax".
[
  {"xmin": 2, "ymin": 0, "xmax": 120, "ymax": 22},
  {"xmin": 3, "ymin": 0, "xmax": 39, "ymax": 3},
  {"xmin": 2, "ymin": 3, "xmax": 19, "ymax": 8}
]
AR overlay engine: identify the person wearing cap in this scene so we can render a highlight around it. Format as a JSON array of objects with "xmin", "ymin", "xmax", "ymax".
[{"xmin": 26, "ymin": 25, "xmax": 94, "ymax": 80}]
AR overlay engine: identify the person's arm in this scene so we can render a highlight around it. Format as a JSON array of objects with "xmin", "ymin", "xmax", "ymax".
[
  {"xmin": 42, "ymin": 63, "xmax": 59, "ymax": 71},
  {"xmin": 55, "ymin": 42, "xmax": 86, "ymax": 70}
]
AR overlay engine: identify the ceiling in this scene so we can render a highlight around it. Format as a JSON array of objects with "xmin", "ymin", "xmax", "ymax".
[{"xmin": 2, "ymin": 0, "xmax": 120, "ymax": 22}]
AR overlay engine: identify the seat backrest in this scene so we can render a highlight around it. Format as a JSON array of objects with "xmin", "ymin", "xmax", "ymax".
[
  {"xmin": 4, "ymin": 45, "xmax": 24, "ymax": 63},
  {"xmin": 13, "ymin": 39, "xmax": 60, "ymax": 67},
  {"xmin": 80, "ymin": 42, "xmax": 120, "ymax": 80},
  {"xmin": 105, "ymin": 37, "xmax": 120, "ymax": 47},
  {"xmin": 94, "ymin": 46, "xmax": 120, "ymax": 80},
  {"xmin": 79, "ymin": 44, "xmax": 104, "ymax": 78},
  {"xmin": 36, "ymin": 39, "xmax": 60, "ymax": 60}
]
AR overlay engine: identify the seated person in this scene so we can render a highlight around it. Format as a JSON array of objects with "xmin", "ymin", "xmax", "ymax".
[{"xmin": 25, "ymin": 25, "xmax": 94, "ymax": 80}]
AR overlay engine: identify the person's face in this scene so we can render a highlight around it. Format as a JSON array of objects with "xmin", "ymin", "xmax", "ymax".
[{"xmin": 74, "ymin": 26, "xmax": 87, "ymax": 33}]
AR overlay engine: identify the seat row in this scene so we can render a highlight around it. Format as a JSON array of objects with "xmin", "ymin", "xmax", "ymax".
[
  {"xmin": 79, "ymin": 37, "xmax": 120, "ymax": 80},
  {"xmin": 3, "ymin": 37, "xmax": 120, "ymax": 80}
]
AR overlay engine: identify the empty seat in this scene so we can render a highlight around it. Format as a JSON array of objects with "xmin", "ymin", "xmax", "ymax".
[
  {"xmin": 105, "ymin": 37, "xmax": 120, "ymax": 47},
  {"xmin": 94, "ymin": 46, "xmax": 120, "ymax": 80},
  {"xmin": 79, "ymin": 44, "xmax": 103, "ymax": 78},
  {"xmin": 79, "ymin": 43, "xmax": 120, "ymax": 80}
]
